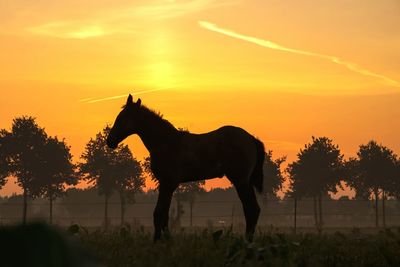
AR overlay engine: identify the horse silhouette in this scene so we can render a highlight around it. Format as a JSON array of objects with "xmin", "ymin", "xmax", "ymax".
[{"xmin": 107, "ymin": 94, "xmax": 265, "ymax": 241}]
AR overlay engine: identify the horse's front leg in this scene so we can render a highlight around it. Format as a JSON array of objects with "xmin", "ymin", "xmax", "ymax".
[{"xmin": 153, "ymin": 182, "xmax": 176, "ymax": 241}]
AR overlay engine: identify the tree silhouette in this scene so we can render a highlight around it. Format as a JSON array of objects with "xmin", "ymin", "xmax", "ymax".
[
  {"xmin": 263, "ymin": 151, "xmax": 285, "ymax": 200},
  {"xmin": 262, "ymin": 150, "xmax": 285, "ymax": 226},
  {"xmin": 0, "ymin": 130, "xmax": 10, "ymax": 189},
  {"xmin": 0, "ymin": 117, "xmax": 48, "ymax": 224},
  {"xmin": 343, "ymin": 158, "xmax": 371, "ymax": 200},
  {"xmin": 80, "ymin": 126, "xmax": 144, "ymax": 229},
  {"xmin": 143, "ymin": 156, "xmax": 155, "ymax": 181},
  {"xmin": 60, "ymin": 188, "xmax": 103, "ymax": 220},
  {"xmin": 349, "ymin": 141, "xmax": 397, "ymax": 227},
  {"xmin": 39, "ymin": 136, "xmax": 78, "ymax": 224},
  {"xmin": 287, "ymin": 136, "xmax": 343, "ymax": 231},
  {"xmin": 174, "ymin": 181, "xmax": 206, "ymax": 227},
  {"xmin": 389, "ymin": 159, "xmax": 400, "ymax": 199},
  {"xmin": 113, "ymin": 145, "xmax": 145, "ymax": 226},
  {"xmin": 80, "ymin": 126, "xmax": 116, "ymax": 230}
]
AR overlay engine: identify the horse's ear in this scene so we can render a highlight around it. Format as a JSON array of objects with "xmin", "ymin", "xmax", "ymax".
[
  {"xmin": 127, "ymin": 94, "xmax": 133, "ymax": 105},
  {"xmin": 136, "ymin": 98, "xmax": 141, "ymax": 106}
]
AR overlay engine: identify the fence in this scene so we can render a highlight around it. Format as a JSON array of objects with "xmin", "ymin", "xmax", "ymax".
[{"xmin": 1, "ymin": 199, "xmax": 400, "ymax": 229}]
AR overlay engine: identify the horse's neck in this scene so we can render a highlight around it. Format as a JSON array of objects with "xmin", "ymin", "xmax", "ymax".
[{"xmin": 136, "ymin": 114, "xmax": 178, "ymax": 155}]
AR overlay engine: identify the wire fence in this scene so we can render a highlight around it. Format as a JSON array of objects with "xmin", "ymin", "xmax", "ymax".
[{"xmin": 1, "ymin": 199, "xmax": 400, "ymax": 229}]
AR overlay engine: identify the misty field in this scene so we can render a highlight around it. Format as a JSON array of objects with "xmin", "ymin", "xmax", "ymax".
[{"xmin": 73, "ymin": 226, "xmax": 400, "ymax": 267}]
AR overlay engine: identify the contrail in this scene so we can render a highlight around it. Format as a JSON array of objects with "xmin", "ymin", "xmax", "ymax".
[
  {"xmin": 198, "ymin": 21, "xmax": 400, "ymax": 87},
  {"xmin": 85, "ymin": 94, "xmax": 129, "ymax": 103},
  {"xmin": 79, "ymin": 87, "xmax": 175, "ymax": 104},
  {"xmin": 78, "ymin": 97, "xmax": 94, "ymax": 102}
]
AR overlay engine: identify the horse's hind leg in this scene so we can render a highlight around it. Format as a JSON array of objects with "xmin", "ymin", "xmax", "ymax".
[
  {"xmin": 233, "ymin": 182, "xmax": 260, "ymax": 241},
  {"xmin": 153, "ymin": 183, "xmax": 175, "ymax": 241}
]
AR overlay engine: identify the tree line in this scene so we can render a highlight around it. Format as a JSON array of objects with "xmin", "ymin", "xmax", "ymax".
[
  {"xmin": 0, "ymin": 117, "xmax": 145, "ymax": 228},
  {"xmin": 286, "ymin": 136, "xmax": 400, "ymax": 231},
  {"xmin": 1, "ymin": 116, "xmax": 399, "ymax": 230}
]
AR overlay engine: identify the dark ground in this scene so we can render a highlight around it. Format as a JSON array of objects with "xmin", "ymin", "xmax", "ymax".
[{"xmin": 2, "ymin": 223, "xmax": 400, "ymax": 267}]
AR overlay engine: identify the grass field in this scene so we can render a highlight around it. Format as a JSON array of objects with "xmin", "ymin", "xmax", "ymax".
[
  {"xmin": 72, "ymin": 226, "xmax": 400, "ymax": 267},
  {"xmin": 2, "ymin": 223, "xmax": 400, "ymax": 267}
]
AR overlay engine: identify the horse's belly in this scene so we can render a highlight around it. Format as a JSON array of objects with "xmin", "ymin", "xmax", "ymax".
[{"xmin": 181, "ymin": 160, "xmax": 224, "ymax": 181}]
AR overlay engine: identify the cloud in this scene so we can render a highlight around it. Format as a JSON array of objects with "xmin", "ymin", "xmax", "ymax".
[
  {"xmin": 131, "ymin": 0, "xmax": 238, "ymax": 19},
  {"xmin": 198, "ymin": 21, "xmax": 400, "ymax": 88},
  {"xmin": 26, "ymin": 0, "xmax": 238, "ymax": 39},
  {"xmin": 28, "ymin": 22, "xmax": 111, "ymax": 39}
]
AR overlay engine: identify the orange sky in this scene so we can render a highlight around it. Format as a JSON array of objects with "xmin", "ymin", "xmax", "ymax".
[{"xmin": 1, "ymin": 0, "xmax": 400, "ymax": 196}]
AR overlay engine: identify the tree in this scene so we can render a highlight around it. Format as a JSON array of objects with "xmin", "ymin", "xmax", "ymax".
[
  {"xmin": 1, "ymin": 116, "xmax": 48, "ymax": 224},
  {"xmin": 80, "ymin": 126, "xmax": 116, "ymax": 230},
  {"xmin": 143, "ymin": 156, "xmax": 155, "ymax": 181},
  {"xmin": 39, "ymin": 136, "xmax": 78, "ymax": 224},
  {"xmin": 174, "ymin": 181, "xmax": 206, "ymax": 227},
  {"xmin": 263, "ymin": 150, "xmax": 285, "ymax": 200},
  {"xmin": 80, "ymin": 126, "xmax": 144, "ymax": 229},
  {"xmin": 60, "ymin": 188, "xmax": 103, "ymax": 220},
  {"xmin": 0, "ymin": 130, "xmax": 10, "ymax": 189},
  {"xmin": 262, "ymin": 150, "xmax": 285, "ymax": 227},
  {"xmin": 113, "ymin": 145, "xmax": 145, "ymax": 226},
  {"xmin": 389, "ymin": 159, "xmax": 400, "ymax": 199},
  {"xmin": 287, "ymin": 136, "xmax": 343, "ymax": 231},
  {"xmin": 286, "ymin": 162, "xmax": 303, "ymax": 234},
  {"xmin": 347, "ymin": 141, "xmax": 397, "ymax": 227},
  {"xmin": 343, "ymin": 158, "xmax": 371, "ymax": 200}
]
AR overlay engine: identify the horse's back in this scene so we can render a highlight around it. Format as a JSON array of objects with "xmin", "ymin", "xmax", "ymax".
[
  {"xmin": 214, "ymin": 125, "xmax": 259, "ymax": 166},
  {"xmin": 178, "ymin": 125, "xmax": 259, "ymax": 180},
  {"xmin": 212, "ymin": 126, "xmax": 263, "ymax": 185},
  {"xmin": 211, "ymin": 125, "xmax": 258, "ymax": 151},
  {"xmin": 184, "ymin": 125, "xmax": 256, "ymax": 150}
]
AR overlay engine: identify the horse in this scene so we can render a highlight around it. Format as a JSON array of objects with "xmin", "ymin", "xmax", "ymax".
[{"xmin": 107, "ymin": 94, "xmax": 265, "ymax": 241}]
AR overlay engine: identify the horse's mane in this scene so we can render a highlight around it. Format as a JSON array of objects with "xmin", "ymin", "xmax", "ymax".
[{"xmin": 137, "ymin": 104, "xmax": 178, "ymax": 132}]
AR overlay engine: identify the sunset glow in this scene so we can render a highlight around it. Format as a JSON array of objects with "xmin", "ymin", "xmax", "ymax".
[
  {"xmin": 198, "ymin": 21, "xmax": 400, "ymax": 87},
  {"xmin": 1, "ymin": 0, "xmax": 400, "ymax": 196}
]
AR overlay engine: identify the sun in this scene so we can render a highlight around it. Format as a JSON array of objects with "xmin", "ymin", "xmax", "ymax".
[
  {"xmin": 147, "ymin": 61, "xmax": 176, "ymax": 88},
  {"xmin": 140, "ymin": 27, "xmax": 180, "ymax": 88}
]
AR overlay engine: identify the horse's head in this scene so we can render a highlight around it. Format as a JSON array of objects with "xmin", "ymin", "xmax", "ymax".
[{"xmin": 107, "ymin": 94, "xmax": 142, "ymax": 149}]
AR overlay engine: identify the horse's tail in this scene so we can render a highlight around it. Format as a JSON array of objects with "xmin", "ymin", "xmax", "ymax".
[{"xmin": 250, "ymin": 138, "xmax": 265, "ymax": 193}]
